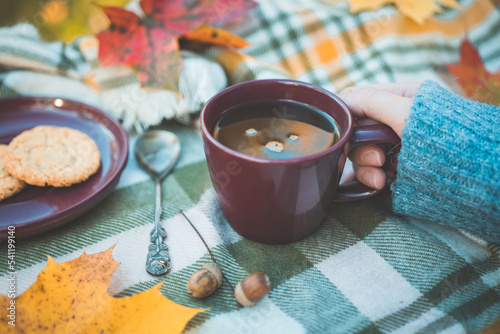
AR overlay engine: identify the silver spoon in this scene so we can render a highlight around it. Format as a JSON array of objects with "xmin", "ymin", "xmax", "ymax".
[{"xmin": 134, "ymin": 130, "xmax": 181, "ymax": 275}]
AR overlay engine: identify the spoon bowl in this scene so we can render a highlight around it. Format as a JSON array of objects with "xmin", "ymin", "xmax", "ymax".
[{"xmin": 134, "ymin": 130, "xmax": 181, "ymax": 275}]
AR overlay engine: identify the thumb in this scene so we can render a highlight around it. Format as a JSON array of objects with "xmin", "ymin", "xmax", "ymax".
[{"xmin": 338, "ymin": 86, "xmax": 412, "ymax": 137}]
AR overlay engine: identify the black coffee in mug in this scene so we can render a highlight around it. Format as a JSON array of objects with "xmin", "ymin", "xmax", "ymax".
[{"xmin": 212, "ymin": 100, "xmax": 340, "ymax": 159}]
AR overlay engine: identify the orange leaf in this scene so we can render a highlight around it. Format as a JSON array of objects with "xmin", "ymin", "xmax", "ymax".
[
  {"xmin": 349, "ymin": 0, "xmax": 461, "ymax": 24},
  {"xmin": 446, "ymin": 39, "xmax": 500, "ymax": 106},
  {"xmin": 181, "ymin": 26, "xmax": 250, "ymax": 48},
  {"xmin": 0, "ymin": 246, "xmax": 205, "ymax": 334}
]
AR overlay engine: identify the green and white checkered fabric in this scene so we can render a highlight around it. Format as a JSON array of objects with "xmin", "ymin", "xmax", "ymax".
[{"xmin": 1, "ymin": 0, "xmax": 500, "ymax": 333}]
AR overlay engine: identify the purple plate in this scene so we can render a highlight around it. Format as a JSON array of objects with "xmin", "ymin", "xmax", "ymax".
[{"xmin": 0, "ymin": 96, "xmax": 128, "ymax": 240}]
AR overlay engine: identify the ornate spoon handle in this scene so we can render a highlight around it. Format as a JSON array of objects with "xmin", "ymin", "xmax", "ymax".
[{"xmin": 146, "ymin": 180, "xmax": 171, "ymax": 275}]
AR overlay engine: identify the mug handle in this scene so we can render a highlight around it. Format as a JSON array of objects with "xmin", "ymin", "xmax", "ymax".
[{"xmin": 334, "ymin": 124, "xmax": 401, "ymax": 202}]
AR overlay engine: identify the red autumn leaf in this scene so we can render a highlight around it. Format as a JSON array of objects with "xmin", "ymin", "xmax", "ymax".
[
  {"xmin": 97, "ymin": 0, "xmax": 257, "ymax": 89},
  {"xmin": 446, "ymin": 39, "xmax": 500, "ymax": 106},
  {"xmin": 141, "ymin": 0, "xmax": 255, "ymax": 31}
]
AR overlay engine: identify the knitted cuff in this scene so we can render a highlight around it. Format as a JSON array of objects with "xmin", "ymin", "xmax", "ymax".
[{"xmin": 391, "ymin": 80, "xmax": 500, "ymax": 244}]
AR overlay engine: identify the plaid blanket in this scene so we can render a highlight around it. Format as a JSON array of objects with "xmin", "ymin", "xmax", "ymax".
[{"xmin": 1, "ymin": 0, "xmax": 500, "ymax": 333}]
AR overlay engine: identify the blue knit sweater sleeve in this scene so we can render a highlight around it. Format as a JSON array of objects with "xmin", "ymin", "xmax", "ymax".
[{"xmin": 391, "ymin": 80, "xmax": 500, "ymax": 244}]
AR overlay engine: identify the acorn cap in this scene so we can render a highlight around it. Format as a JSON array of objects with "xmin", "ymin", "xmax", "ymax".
[{"xmin": 202, "ymin": 263, "xmax": 223, "ymax": 287}]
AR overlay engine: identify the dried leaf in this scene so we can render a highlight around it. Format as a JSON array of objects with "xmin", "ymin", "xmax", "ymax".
[
  {"xmin": 97, "ymin": 5, "xmax": 183, "ymax": 90},
  {"xmin": 0, "ymin": 0, "xmax": 129, "ymax": 42},
  {"xmin": 181, "ymin": 26, "xmax": 250, "ymax": 48},
  {"xmin": 349, "ymin": 0, "xmax": 461, "ymax": 24},
  {"xmin": 0, "ymin": 246, "xmax": 205, "ymax": 334},
  {"xmin": 97, "ymin": 0, "xmax": 257, "ymax": 89},
  {"xmin": 446, "ymin": 39, "xmax": 500, "ymax": 106}
]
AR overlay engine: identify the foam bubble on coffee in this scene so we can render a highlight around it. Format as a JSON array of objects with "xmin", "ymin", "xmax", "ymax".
[
  {"xmin": 246, "ymin": 128, "xmax": 258, "ymax": 136},
  {"xmin": 265, "ymin": 141, "xmax": 284, "ymax": 153}
]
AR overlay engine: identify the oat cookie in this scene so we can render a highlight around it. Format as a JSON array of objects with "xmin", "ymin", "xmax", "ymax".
[
  {"xmin": 0, "ymin": 144, "xmax": 26, "ymax": 201},
  {"xmin": 5, "ymin": 126, "xmax": 101, "ymax": 187}
]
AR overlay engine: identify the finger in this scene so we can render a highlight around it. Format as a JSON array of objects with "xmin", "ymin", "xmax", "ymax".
[
  {"xmin": 349, "ymin": 144, "xmax": 385, "ymax": 167},
  {"xmin": 338, "ymin": 86, "xmax": 412, "ymax": 137},
  {"xmin": 353, "ymin": 165, "xmax": 386, "ymax": 190},
  {"xmin": 358, "ymin": 82, "xmax": 421, "ymax": 98}
]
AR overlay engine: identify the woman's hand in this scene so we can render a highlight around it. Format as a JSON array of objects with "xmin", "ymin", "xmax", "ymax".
[{"xmin": 338, "ymin": 82, "xmax": 421, "ymax": 189}]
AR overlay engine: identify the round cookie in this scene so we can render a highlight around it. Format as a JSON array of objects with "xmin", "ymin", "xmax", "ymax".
[
  {"xmin": 5, "ymin": 126, "xmax": 101, "ymax": 187},
  {"xmin": 0, "ymin": 144, "xmax": 26, "ymax": 201}
]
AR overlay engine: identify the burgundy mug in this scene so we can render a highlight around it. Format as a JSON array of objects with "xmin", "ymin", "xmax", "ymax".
[{"xmin": 200, "ymin": 79, "xmax": 400, "ymax": 244}]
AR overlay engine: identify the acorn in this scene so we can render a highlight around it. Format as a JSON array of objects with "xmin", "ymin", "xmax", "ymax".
[
  {"xmin": 187, "ymin": 263, "xmax": 223, "ymax": 298},
  {"xmin": 234, "ymin": 272, "xmax": 271, "ymax": 307}
]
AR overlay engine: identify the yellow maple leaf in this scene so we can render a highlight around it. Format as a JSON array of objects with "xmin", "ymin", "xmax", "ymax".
[
  {"xmin": 349, "ymin": 0, "xmax": 461, "ymax": 24},
  {"xmin": 0, "ymin": 246, "xmax": 205, "ymax": 334}
]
